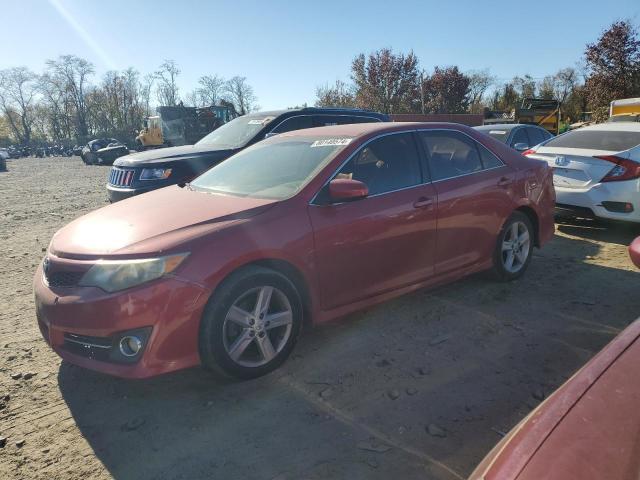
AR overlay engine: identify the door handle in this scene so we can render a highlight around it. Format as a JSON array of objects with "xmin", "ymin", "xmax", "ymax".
[
  {"xmin": 497, "ymin": 176, "xmax": 512, "ymax": 187},
  {"xmin": 413, "ymin": 197, "xmax": 434, "ymax": 209}
]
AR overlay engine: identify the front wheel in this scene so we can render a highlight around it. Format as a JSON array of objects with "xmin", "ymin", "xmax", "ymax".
[
  {"xmin": 491, "ymin": 212, "xmax": 533, "ymax": 281},
  {"xmin": 199, "ymin": 266, "xmax": 303, "ymax": 379}
]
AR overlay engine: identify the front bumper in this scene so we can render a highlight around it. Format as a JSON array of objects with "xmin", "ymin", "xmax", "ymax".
[
  {"xmin": 554, "ymin": 179, "xmax": 640, "ymax": 223},
  {"xmin": 107, "ymin": 184, "xmax": 159, "ymax": 202},
  {"xmin": 33, "ymin": 264, "xmax": 210, "ymax": 378}
]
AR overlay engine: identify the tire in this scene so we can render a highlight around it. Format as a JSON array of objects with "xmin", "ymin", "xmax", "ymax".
[
  {"xmin": 491, "ymin": 211, "xmax": 534, "ymax": 281},
  {"xmin": 199, "ymin": 266, "xmax": 303, "ymax": 379}
]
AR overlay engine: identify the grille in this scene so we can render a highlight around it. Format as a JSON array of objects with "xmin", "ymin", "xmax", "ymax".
[
  {"xmin": 64, "ymin": 333, "xmax": 113, "ymax": 361},
  {"xmin": 45, "ymin": 271, "xmax": 84, "ymax": 288},
  {"xmin": 109, "ymin": 167, "xmax": 136, "ymax": 187}
]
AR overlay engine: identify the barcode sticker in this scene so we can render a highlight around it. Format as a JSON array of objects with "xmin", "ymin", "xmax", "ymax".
[{"xmin": 311, "ymin": 138, "xmax": 352, "ymax": 148}]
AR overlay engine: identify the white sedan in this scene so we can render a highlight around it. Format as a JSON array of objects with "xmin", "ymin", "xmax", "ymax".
[{"xmin": 524, "ymin": 122, "xmax": 640, "ymax": 223}]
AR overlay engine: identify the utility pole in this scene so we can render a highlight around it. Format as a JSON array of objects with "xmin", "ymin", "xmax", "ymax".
[{"xmin": 420, "ymin": 70, "xmax": 425, "ymax": 114}]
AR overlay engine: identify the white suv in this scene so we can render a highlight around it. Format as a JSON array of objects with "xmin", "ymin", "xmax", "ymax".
[{"xmin": 524, "ymin": 123, "xmax": 640, "ymax": 223}]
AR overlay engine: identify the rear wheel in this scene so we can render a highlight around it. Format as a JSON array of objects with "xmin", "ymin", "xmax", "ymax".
[
  {"xmin": 199, "ymin": 266, "xmax": 302, "ymax": 379},
  {"xmin": 491, "ymin": 212, "xmax": 533, "ymax": 281}
]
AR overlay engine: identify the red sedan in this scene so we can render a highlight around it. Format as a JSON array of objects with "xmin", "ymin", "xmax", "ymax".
[
  {"xmin": 629, "ymin": 236, "xmax": 640, "ymax": 268},
  {"xmin": 33, "ymin": 123, "xmax": 555, "ymax": 379},
  {"xmin": 469, "ymin": 318, "xmax": 640, "ymax": 480}
]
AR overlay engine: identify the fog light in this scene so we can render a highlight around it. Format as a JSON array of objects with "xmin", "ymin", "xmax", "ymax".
[
  {"xmin": 601, "ymin": 201, "xmax": 634, "ymax": 213},
  {"xmin": 119, "ymin": 335, "xmax": 143, "ymax": 357}
]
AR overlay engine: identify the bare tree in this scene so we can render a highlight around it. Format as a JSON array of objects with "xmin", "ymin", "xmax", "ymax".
[
  {"xmin": 39, "ymin": 72, "xmax": 74, "ymax": 142},
  {"xmin": 315, "ymin": 80, "xmax": 355, "ymax": 107},
  {"xmin": 512, "ymin": 75, "xmax": 536, "ymax": 101},
  {"xmin": 88, "ymin": 68, "xmax": 146, "ymax": 140},
  {"xmin": 224, "ymin": 76, "xmax": 257, "ymax": 115},
  {"xmin": 140, "ymin": 73, "xmax": 155, "ymax": 116},
  {"xmin": 198, "ymin": 75, "xmax": 225, "ymax": 106},
  {"xmin": 155, "ymin": 60, "xmax": 181, "ymax": 106},
  {"xmin": 44, "ymin": 55, "xmax": 94, "ymax": 140},
  {"xmin": 0, "ymin": 67, "xmax": 39, "ymax": 144},
  {"xmin": 185, "ymin": 89, "xmax": 205, "ymax": 107},
  {"xmin": 467, "ymin": 69, "xmax": 495, "ymax": 113},
  {"xmin": 552, "ymin": 68, "xmax": 578, "ymax": 104}
]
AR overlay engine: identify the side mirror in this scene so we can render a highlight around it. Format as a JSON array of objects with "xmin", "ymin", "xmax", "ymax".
[
  {"xmin": 264, "ymin": 132, "xmax": 279, "ymax": 139},
  {"xmin": 328, "ymin": 178, "xmax": 368, "ymax": 202},
  {"xmin": 513, "ymin": 142, "xmax": 529, "ymax": 152}
]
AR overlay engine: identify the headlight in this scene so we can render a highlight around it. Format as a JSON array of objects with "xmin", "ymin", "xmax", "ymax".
[
  {"xmin": 140, "ymin": 167, "xmax": 172, "ymax": 180},
  {"xmin": 79, "ymin": 253, "xmax": 188, "ymax": 292}
]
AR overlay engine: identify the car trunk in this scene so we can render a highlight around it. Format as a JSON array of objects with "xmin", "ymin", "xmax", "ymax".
[{"xmin": 529, "ymin": 147, "xmax": 625, "ymax": 189}]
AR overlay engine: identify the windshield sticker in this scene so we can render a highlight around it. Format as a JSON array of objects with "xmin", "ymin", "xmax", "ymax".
[
  {"xmin": 311, "ymin": 138, "xmax": 353, "ymax": 148},
  {"xmin": 248, "ymin": 116, "xmax": 275, "ymax": 125},
  {"xmin": 489, "ymin": 130, "xmax": 507, "ymax": 134}
]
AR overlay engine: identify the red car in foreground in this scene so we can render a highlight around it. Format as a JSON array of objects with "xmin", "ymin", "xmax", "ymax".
[
  {"xmin": 469, "ymin": 317, "xmax": 640, "ymax": 480},
  {"xmin": 34, "ymin": 122, "xmax": 554, "ymax": 379},
  {"xmin": 629, "ymin": 236, "xmax": 640, "ymax": 268}
]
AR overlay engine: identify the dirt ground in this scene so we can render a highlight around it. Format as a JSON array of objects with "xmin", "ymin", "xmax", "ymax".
[{"xmin": 1, "ymin": 156, "xmax": 639, "ymax": 480}]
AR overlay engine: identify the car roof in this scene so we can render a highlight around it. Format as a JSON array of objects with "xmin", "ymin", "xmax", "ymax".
[
  {"xmin": 273, "ymin": 121, "xmax": 471, "ymax": 139},
  {"xmin": 247, "ymin": 107, "xmax": 388, "ymax": 119},
  {"xmin": 575, "ymin": 122, "xmax": 640, "ymax": 132},
  {"xmin": 475, "ymin": 123, "xmax": 544, "ymax": 132}
]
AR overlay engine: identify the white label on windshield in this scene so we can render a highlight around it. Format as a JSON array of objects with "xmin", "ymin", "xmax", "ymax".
[
  {"xmin": 248, "ymin": 117, "xmax": 274, "ymax": 125},
  {"xmin": 311, "ymin": 138, "xmax": 353, "ymax": 148},
  {"xmin": 489, "ymin": 130, "xmax": 507, "ymax": 134}
]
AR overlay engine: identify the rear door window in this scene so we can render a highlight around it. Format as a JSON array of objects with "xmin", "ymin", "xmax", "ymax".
[
  {"xmin": 347, "ymin": 116, "xmax": 383, "ymax": 124},
  {"xmin": 527, "ymin": 127, "xmax": 546, "ymax": 146},
  {"xmin": 313, "ymin": 115, "xmax": 345, "ymax": 127},
  {"xmin": 420, "ymin": 131, "xmax": 484, "ymax": 181},
  {"xmin": 544, "ymin": 129, "xmax": 640, "ymax": 151},
  {"xmin": 511, "ymin": 128, "xmax": 530, "ymax": 148},
  {"xmin": 270, "ymin": 116, "xmax": 314, "ymax": 134}
]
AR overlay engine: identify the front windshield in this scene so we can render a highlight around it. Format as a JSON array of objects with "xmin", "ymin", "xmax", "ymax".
[
  {"xmin": 191, "ymin": 137, "xmax": 351, "ymax": 199},
  {"xmin": 195, "ymin": 114, "xmax": 276, "ymax": 149}
]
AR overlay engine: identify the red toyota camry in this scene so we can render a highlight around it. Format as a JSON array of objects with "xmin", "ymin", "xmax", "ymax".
[{"xmin": 34, "ymin": 123, "xmax": 555, "ymax": 379}]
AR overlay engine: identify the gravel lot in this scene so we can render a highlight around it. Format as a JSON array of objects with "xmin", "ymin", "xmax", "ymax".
[{"xmin": 1, "ymin": 156, "xmax": 639, "ymax": 480}]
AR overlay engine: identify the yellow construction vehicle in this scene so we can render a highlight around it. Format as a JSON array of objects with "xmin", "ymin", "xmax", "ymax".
[
  {"xmin": 516, "ymin": 98, "xmax": 561, "ymax": 135},
  {"xmin": 609, "ymin": 98, "xmax": 640, "ymax": 123}
]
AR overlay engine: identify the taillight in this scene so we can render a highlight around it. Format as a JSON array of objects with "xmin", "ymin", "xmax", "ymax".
[
  {"xmin": 595, "ymin": 155, "xmax": 640, "ymax": 182},
  {"xmin": 521, "ymin": 149, "xmax": 535, "ymax": 156}
]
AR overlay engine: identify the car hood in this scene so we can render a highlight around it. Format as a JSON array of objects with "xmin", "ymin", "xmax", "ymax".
[
  {"xmin": 50, "ymin": 186, "xmax": 277, "ymax": 258},
  {"xmin": 114, "ymin": 144, "xmax": 237, "ymax": 166}
]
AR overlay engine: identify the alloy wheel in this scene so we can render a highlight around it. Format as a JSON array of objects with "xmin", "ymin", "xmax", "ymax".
[
  {"xmin": 501, "ymin": 221, "xmax": 531, "ymax": 274},
  {"xmin": 222, "ymin": 286, "xmax": 293, "ymax": 368}
]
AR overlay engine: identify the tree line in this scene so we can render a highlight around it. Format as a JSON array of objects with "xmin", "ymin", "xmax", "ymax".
[
  {"xmin": 1, "ymin": 19, "xmax": 639, "ymax": 147},
  {"xmin": 315, "ymin": 20, "xmax": 640, "ymax": 124},
  {"xmin": 0, "ymin": 57, "xmax": 258, "ymax": 147}
]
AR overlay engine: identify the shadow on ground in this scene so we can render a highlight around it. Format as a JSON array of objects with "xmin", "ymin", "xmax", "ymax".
[
  {"xmin": 556, "ymin": 216, "xmax": 640, "ymax": 246},
  {"xmin": 58, "ymin": 233, "xmax": 640, "ymax": 480}
]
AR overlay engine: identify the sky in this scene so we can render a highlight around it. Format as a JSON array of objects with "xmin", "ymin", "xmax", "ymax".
[{"xmin": 1, "ymin": 0, "xmax": 639, "ymax": 110}]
